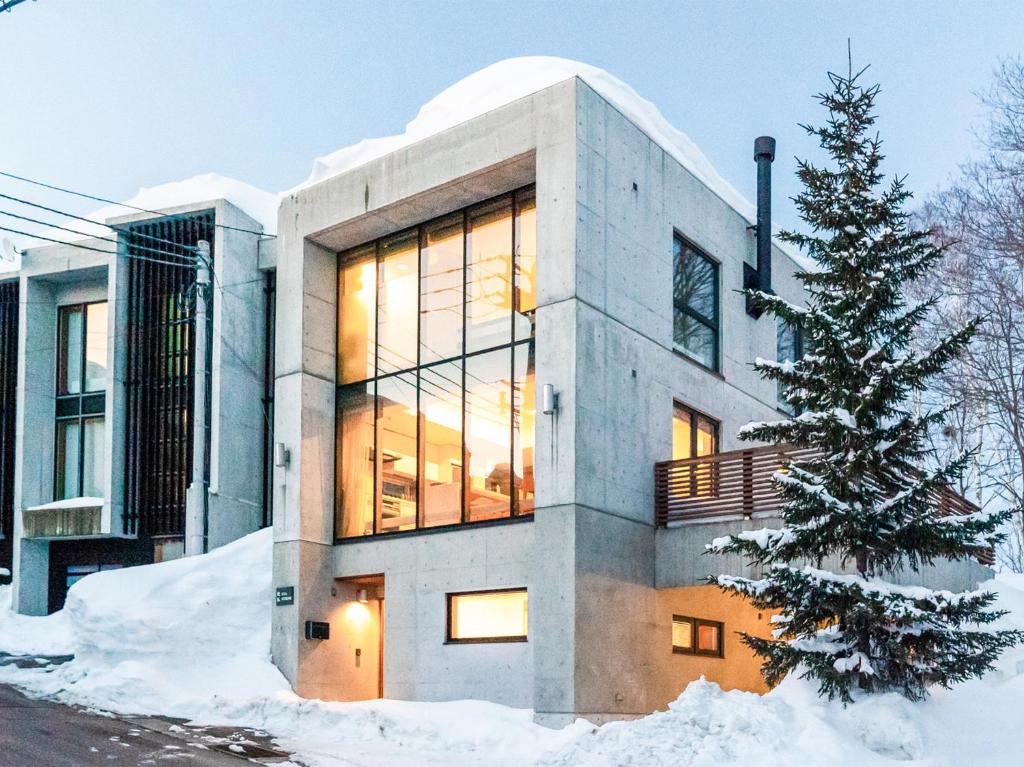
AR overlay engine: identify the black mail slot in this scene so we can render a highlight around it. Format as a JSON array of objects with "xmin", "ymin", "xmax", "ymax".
[{"xmin": 305, "ymin": 620, "xmax": 330, "ymax": 640}]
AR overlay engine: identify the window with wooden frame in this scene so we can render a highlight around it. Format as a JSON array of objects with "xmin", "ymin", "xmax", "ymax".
[
  {"xmin": 672, "ymin": 614, "xmax": 724, "ymax": 657},
  {"xmin": 776, "ymin": 318, "xmax": 804, "ymax": 414},
  {"xmin": 673, "ymin": 235, "xmax": 719, "ymax": 371},
  {"xmin": 446, "ymin": 588, "xmax": 528, "ymax": 643}
]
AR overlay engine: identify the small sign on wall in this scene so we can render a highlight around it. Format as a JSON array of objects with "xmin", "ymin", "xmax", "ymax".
[{"xmin": 275, "ymin": 586, "xmax": 295, "ymax": 606}]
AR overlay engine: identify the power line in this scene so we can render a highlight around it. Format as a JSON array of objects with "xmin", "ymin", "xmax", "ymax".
[
  {"xmin": 0, "ymin": 224, "xmax": 198, "ymax": 269},
  {"xmin": 0, "ymin": 191, "xmax": 200, "ymax": 253},
  {"xmin": 0, "ymin": 170, "xmax": 274, "ymax": 238}
]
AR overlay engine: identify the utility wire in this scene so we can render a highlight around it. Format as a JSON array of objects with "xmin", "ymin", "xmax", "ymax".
[
  {"xmin": 0, "ymin": 224, "xmax": 198, "ymax": 269},
  {"xmin": 0, "ymin": 170, "xmax": 274, "ymax": 238},
  {"xmin": 0, "ymin": 191, "xmax": 199, "ymax": 253}
]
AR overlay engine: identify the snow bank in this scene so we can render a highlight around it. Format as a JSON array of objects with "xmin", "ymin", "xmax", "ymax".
[
  {"xmin": 293, "ymin": 56, "xmax": 808, "ymax": 269},
  {"xmin": 3, "ymin": 528, "xmax": 1023, "ymax": 766},
  {"xmin": 27, "ymin": 172, "xmax": 280, "ymax": 248},
  {"xmin": 0, "ymin": 583, "xmax": 73, "ymax": 656}
]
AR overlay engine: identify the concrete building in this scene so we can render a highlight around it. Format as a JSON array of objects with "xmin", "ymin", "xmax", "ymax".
[
  {"xmin": 270, "ymin": 68, "xmax": 991, "ymax": 725},
  {"xmin": 4, "ymin": 189, "xmax": 276, "ymax": 614}
]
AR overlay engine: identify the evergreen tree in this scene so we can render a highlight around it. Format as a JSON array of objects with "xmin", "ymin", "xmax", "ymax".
[{"xmin": 710, "ymin": 58, "xmax": 1022, "ymax": 702}]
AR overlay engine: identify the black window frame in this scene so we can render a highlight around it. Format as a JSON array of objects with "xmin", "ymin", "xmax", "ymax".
[
  {"xmin": 335, "ymin": 185, "xmax": 537, "ymax": 543},
  {"xmin": 672, "ymin": 614, "xmax": 724, "ymax": 658},
  {"xmin": 445, "ymin": 587, "xmax": 529, "ymax": 644},
  {"xmin": 672, "ymin": 234, "xmax": 720, "ymax": 372},
  {"xmin": 54, "ymin": 301, "xmax": 107, "ymax": 500},
  {"xmin": 775, "ymin": 318, "xmax": 804, "ymax": 414},
  {"xmin": 672, "ymin": 402, "xmax": 720, "ymax": 459}
]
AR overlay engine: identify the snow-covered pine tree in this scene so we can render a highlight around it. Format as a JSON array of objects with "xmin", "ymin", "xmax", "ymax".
[{"xmin": 709, "ymin": 59, "xmax": 1022, "ymax": 702}]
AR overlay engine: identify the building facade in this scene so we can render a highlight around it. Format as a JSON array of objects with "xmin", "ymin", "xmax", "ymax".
[
  {"xmin": 6, "ymin": 197, "xmax": 275, "ymax": 614},
  {"xmin": 270, "ymin": 75, "xmax": 991, "ymax": 725}
]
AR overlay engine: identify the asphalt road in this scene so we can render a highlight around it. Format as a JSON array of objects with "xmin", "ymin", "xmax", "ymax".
[{"xmin": 0, "ymin": 684, "xmax": 293, "ymax": 767}]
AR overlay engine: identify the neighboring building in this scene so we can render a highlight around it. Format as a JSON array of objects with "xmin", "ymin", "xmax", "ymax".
[
  {"xmin": 7, "ymin": 186, "xmax": 277, "ymax": 614},
  {"xmin": 270, "ymin": 63, "xmax": 991, "ymax": 725}
]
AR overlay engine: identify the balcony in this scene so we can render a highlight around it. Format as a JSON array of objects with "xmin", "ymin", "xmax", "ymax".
[{"xmin": 654, "ymin": 446, "xmax": 986, "ymax": 552}]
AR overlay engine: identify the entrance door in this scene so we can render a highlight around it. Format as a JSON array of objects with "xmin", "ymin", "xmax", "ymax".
[{"xmin": 335, "ymin": 575, "xmax": 384, "ymax": 701}]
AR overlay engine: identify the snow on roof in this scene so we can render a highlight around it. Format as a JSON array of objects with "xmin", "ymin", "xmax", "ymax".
[
  {"xmin": 25, "ymin": 496, "xmax": 104, "ymax": 512},
  {"xmin": 25, "ymin": 173, "xmax": 280, "ymax": 250},
  {"xmin": 293, "ymin": 56, "xmax": 808, "ymax": 269}
]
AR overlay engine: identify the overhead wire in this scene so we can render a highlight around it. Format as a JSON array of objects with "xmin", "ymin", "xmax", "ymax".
[{"xmin": 0, "ymin": 170, "xmax": 274, "ymax": 238}]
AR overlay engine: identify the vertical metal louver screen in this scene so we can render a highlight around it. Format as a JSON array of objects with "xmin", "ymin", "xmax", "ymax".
[
  {"xmin": 0, "ymin": 280, "xmax": 17, "ymax": 580},
  {"xmin": 123, "ymin": 213, "xmax": 213, "ymax": 537}
]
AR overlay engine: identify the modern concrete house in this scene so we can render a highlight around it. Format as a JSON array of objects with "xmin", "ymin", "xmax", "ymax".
[
  {"xmin": 269, "ymin": 69, "xmax": 991, "ymax": 724},
  {"xmin": 6, "ymin": 192, "xmax": 276, "ymax": 614}
]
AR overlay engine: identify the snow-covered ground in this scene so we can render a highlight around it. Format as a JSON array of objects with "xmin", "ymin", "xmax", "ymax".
[{"xmin": 1, "ymin": 529, "xmax": 1022, "ymax": 766}]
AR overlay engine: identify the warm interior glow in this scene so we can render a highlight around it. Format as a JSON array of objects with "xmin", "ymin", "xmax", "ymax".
[
  {"xmin": 450, "ymin": 590, "xmax": 527, "ymax": 640},
  {"xmin": 672, "ymin": 617, "xmax": 693, "ymax": 649},
  {"xmin": 697, "ymin": 623, "xmax": 719, "ymax": 652}
]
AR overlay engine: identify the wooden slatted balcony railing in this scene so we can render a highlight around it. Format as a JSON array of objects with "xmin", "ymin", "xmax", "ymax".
[{"xmin": 655, "ymin": 447, "xmax": 991, "ymax": 565}]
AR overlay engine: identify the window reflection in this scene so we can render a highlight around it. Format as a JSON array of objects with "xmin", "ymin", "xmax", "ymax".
[
  {"xmin": 465, "ymin": 347, "xmax": 512, "ymax": 522},
  {"xmin": 336, "ymin": 382, "xmax": 375, "ymax": 539},
  {"xmin": 467, "ymin": 198, "xmax": 513, "ymax": 354},
  {"xmin": 376, "ymin": 374, "xmax": 418, "ymax": 532},
  {"xmin": 336, "ymin": 186, "xmax": 536, "ymax": 538},
  {"xmin": 420, "ymin": 215, "xmax": 464, "ymax": 365},
  {"xmin": 378, "ymin": 232, "xmax": 419, "ymax": 375},
  {"xmin": 421, "ymin": 362, "xmax": 463, "ymax": 528},
  {"xmin": 85, "ymin": 303, "xmax": 108, "ymax": 392},
  {"xmin": 338, "ymin": 245, "xmax": 377, "ymax": 385}
]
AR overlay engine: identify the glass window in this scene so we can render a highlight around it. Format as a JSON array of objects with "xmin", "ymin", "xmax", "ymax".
[
  {"xmin": 776, "ymin": 319, "xmax": 803, "ymax": 413},
  {"xmin": 336, "ymin": 186, "xmax": 536, "ymax": 539},
  {"xmin": 336, "ymin": 382, "xmax": 376, "ymax": 538},
  {"xmin": 672, "ymin": 614, "xmax": 724, "ymax": 657},
  {"xmin": 84, "ymin": 302, "xmax": 108, "ymax": 392},
  {"xmin": 465, "ymin": 348, "xmax": 512, "ymax": 523},
  {"xmin": 376, "ymin": 373, "xmax": 418, "ymax": 533},
  {"xmin": 672, "ymin": 404, "xmax": 718, "ymax": 461},
  {"xmin": 513, "ymin": 341, "xmax": 535, "ymax": 515},
  {"xmin": 55, "ymin": 303, "xmax": 107, "ymax": 500},
  {"xmin": 447, "ymin": 589, "xmax": 528, "ymax": 642},
  {"xmin": 377, "ymin": 232, "xmax": 419, "ymax": 375},
  {"xmin": 58, "ymin": 306, "xmax": 84, "ymax": 395},
  {"xmin": 467, "ymin": 197, "xmax": 513, "ymax": 354},
  {"xmin": 673, "ymin": 236, "xmax": 719, "ymax": 370},
  {"xmin": 338, "ymin": 245, "xmax": 377, "ymax": 385},
  {"xmin": 420, "ymin": 214, "xmax": 464, "ymax": 365},
  {"xmin": 514, "ymin": 189, "xmax": 537, "ymax": 342},
  {"xmin": 421, "ymin": 361, "xmax": 463, "ymax": 528}
]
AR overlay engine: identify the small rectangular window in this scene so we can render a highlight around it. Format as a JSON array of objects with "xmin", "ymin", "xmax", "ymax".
[
  {"xmin": 673, "ymin": 236, "xmax": 719, "ymax": 371},
  {"xmin": 447, "ymin": 588, "xmax": 528, "ymax": 643},
  {"xmin": 776, "ymin": 319, "xmax": 803, "ymax": 413},
  {"xmin": 672, "ymin": 614, "xmax": 724, "ymax": 657}
]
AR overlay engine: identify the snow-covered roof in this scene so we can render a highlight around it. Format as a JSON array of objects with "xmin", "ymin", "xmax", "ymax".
[
  {"xmin": 25, "ymin": 173, "xmax": 280, "ymax": 250},
  {"xmin": 25, "ymin": 497, "xmax": 104, "ymax": 512},
  {"xmin": 293, "ymin": 56, "xmax": 807, "ymax": 269}
]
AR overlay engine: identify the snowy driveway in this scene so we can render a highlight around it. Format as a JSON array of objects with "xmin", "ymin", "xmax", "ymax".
[{"xmin": 0, "ymin": 681, "xmax": 296, "ymax": 767}]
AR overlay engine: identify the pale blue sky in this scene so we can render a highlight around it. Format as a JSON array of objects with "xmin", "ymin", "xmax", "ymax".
[{"xmin": 2, "ymin": 1, "xmax": 1022, "ymax": 235}]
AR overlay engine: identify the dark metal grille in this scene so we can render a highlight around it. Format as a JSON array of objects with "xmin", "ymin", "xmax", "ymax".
[
  {"xmin": 123, "ymin": 213, "xmax": 213, "ymax": 537},
  {"xmin": 260, "ymin": 272, "xmax": 276, "ymax": 529},
  {"xmin": 0, "ymin": 280, "xmax": 17, "ymax": 581}
]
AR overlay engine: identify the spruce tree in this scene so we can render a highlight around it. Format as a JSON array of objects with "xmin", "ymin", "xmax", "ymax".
[{"xmin": 710, "ymin": 59, "xmax": 1022, "ymax": 702}]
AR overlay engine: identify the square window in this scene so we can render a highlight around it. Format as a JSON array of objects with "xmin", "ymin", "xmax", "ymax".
[
  {"xmin": 671, "ymin": 617, "xmax": 693, "ymax": 650},
  {"xmin": 697, "ymin": 622, "xmax": 720, "ymax": 654}
]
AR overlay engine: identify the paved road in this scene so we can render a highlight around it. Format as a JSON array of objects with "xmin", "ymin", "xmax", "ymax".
[{"xmin": 0, "ymin": 684, "xmax": 293, "ymax": 767}]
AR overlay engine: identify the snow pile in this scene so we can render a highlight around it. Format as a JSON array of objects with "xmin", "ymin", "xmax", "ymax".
[
  {"xmin": 0, "ymin": 583, "xmax": 72, "ymax": 656},
  {"xmin": 0, "ymin": 529, "xmax": 586, "ymax": 766},
  {"xmin": 540, "ymin": 573, "xmax": 1024, "ymax": 767},
  {"xmin": 28, "ymin": 172, "xmax": 280, "ymax": 247},
  {"xmin": 293, "ymin": 56, "xmax": 806, "ymax": 268},
  {"xmin": 3, "ymin": 528, "xmax": 1023, "ymax": 766}
]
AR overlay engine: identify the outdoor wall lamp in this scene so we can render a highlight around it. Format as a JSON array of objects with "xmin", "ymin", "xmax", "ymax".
[
  {"xmin": 357, "ymin": 588, "xmax": 369, "ymax": 604},
  {"xmin": 542, "ymin": 383, "xmax": 559, "ymax": 415},
  {"xmin": 274, "ymin": 442, "xmax": 291, "ymax": 468}
]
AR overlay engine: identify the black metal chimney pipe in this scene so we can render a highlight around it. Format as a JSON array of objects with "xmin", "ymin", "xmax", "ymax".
[{"xmin": 745, "ymin": 135, "xmax": 776, "ymax": 318}]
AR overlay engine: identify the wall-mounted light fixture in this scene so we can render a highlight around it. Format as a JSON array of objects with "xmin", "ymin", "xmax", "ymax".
[
  {"xmin": 357, "ymin": 588, "xmax": 369, "ymax": 604},
  {"xmin": 542, "ymin": 383, "xmax": 559, "ymax": 415},
  {"xmin": 274, "ymin": 442, "xmax": 291, "ymax": 468}
]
